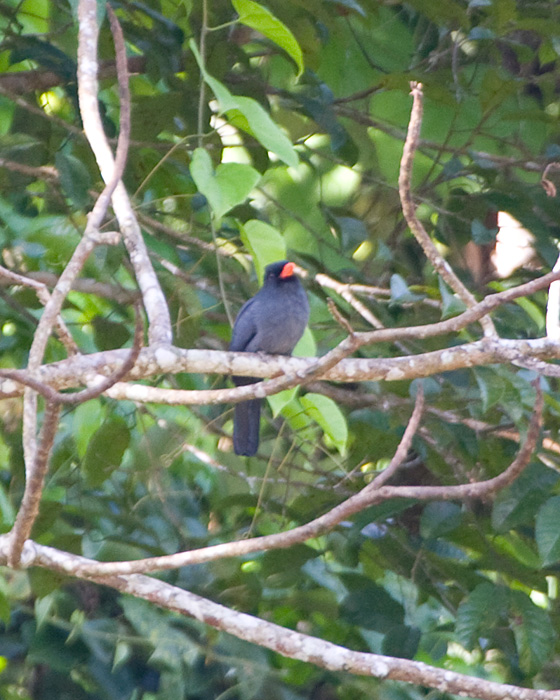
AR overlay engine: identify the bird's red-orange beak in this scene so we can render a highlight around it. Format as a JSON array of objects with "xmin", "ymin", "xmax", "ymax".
[{"xmin": 279, "ymin": 262, "xmax": 295, "ymax": 278}]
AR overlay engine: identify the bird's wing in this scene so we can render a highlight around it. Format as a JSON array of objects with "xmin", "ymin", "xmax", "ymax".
[{"xmin": 229, "ymin": 297, "xmax": 258, "ymax": 351}]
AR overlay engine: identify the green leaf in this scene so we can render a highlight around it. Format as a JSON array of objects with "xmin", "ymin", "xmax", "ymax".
[
  {"xmin": 82, "ymin": 417, "xmax": 130, "ymax": 487},
  {"xmin": 456, "ymin": 583, "xmax": 506, "ymax": 650},
  {"xmin": 232, "ymin": 0, "xmax": 304, "ymax": 76},
  {"xmin": 55, "ymin": 151, "xmax": 91, "ymax": 209},
  {"xmin": 190, "ymin": 148, "xmax": 261, "ymax": 220},
  {"xmin": 382, "ymin": 625, "xmax": 421, "ymax": 659},
  {"xmin": 390, "ymin": 274, "xmax": 423, "ymax": 303},
  {"xmin": 0, "ymin": 590, "xmax": 10, "ymax": 626},
  {"xmin": 340, "ymin": 577, "xmax": 404, "ymax": 632},
  {"xmin": 514, "ymin": 296, "xmax": 545, "ymax": 332},
  {"xmin": 474, "ymin": 367, "xmax": 505, "ymax": 413},
  {"xmin": 240, "ymin": 220, "xmax": 287, "ymax": 282},
  {"xmin": 492, "ymin": 464, "xmax": 558, "ymax": 533},
  {"xmin": 189, "ymin": 40, "xmax": 298, "ymax": 167},
  {"xmin": 509, "ymin": 590, "xmax": 555, "ymax": 674},
  {"xmin": 300, "ymin": 393, "xmax": 348, "ymax": 454},
  {"xmin": 438, "ymin": 278, "xmax": 467, "ymax": 319},
  {"xmin": 268, "ymin": 388, "xmax": 299, "ymax": 418},
  {"xmin": 35, "ymin": 594, "xmax": 55, "ymax": 630},
  {"xmin": 92, "ymin": 316, "xmax": 131, "ymax": 351},
  {"xmin": 536, "ymin": 495, "xmax": 560, "ymax": 565},
  {"xmin": 471, "ymin": 218, "xmax": 497, "ymax": 245},
  {"xmin": 420, "ymin": 502, "xmax": 463, "ymax": 539}
]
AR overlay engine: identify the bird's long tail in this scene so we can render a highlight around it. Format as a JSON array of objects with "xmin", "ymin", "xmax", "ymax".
[{"xmin": 233, "ymin": 396, "xmax": 261, "ymax": 456}]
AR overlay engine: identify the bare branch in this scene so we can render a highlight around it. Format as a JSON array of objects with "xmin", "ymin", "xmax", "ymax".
[
  {"xmin": 0, "ymin": 536, "xmax": 557, "ymax": 700},
  {"xmin": 7, "ymin": 402, "xmax": 61, "ymax": 567},
  {"xmin": 77, "ymin": 0, "xmax": 172, "ymax": 346},
  {"xmin": 316, "ymin": 271, "xmax": 385, "ymax": 330},
  {"xmin": 6, "ymin": 270, "xmax": 140, "ymax": 304},
  {"xmin": 399, "ymin": 82, "xmax": 496, "ymax": 337},
  {"xmin": 0, "ymin": 302, "xmax": 143, "ymax": 404},
  {"xmin": 1, "ymin": 335, "xmax": 559, "ymax": 404},
  {"xmin": 368, "ymin": 383, "xmax": 424, "ymax": 489},
  {"xmin": 32, "ymin": 386, "xmax": 539, "ymax": 577}
]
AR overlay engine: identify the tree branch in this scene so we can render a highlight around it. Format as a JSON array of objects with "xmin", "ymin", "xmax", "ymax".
[
  {"xmin": 77, "ymin": 0, "xmax": 172, "ymax": 345},
  {"xmin": 7, "ymin": 402, "xmax": 61, "ymax": 567},
  {"xmin": 0, "ymin": 536, "xmax": 556, "ymax": 700},
  {"xmin": 399, "ymin": 82, "xmax": 496, "ymax": 337}
]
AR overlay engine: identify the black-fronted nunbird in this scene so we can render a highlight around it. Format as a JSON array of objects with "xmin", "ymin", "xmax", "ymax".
[{"xmin": 229, "ymin": 260, "xmax": 309, "ymax": 456}]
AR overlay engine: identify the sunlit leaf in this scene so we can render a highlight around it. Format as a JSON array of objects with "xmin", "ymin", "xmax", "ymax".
[
  {"xmin": 232, "ymin": 0, "xmax": 304, "ymax": 76},
  {"xmin": 189, "ymin": 40, "xmax": 298, "ymax": 167},
  {"xmin": 300, "ymin": 393, "xmax": 348, "ymax": 454}
]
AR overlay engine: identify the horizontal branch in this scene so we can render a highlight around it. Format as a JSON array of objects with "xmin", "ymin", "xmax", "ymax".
[
  {"xmin": 0, "ymin": 337, "xmax": 558, "ymax": 402},
  {"xmin": 0, "ymin": 537, "xmax": 556, "ymax": 700}
]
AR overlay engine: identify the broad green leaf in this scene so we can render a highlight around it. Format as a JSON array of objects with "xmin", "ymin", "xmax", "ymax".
[
  {"xmin": 510, "ymin": 590, "xmax": 555, "ymax": 674},
  {"xmin": 420, "ymin": 502, "xmax": 463, "ymax": 539},
  {"xmin": 240, "ymin": 220, "xmax": 287, "ymax": 282},
  {"xmin": 340, "ymin": 576, "xmax": 404, "ymax": 632},
  {"xmin": 190, "ymin": 148, "xmax": 260, "ymax": 220},
  {"xmin": 232, "ymin": 0, "xmax": 304, "ymax": 76},
  {"xmin": 514, "ymin": 296, "xmax": 545, "ymax": 331},
  {"xmin": 300, "ymin": 393, "xmax": 348, "ymax": 454},
  {"xmin": 73, "ymin": 400, "xmax": 105, "ymax": 458},
  {"xmin": 492, "ymin": 464, "xmax": 558, "ymax": 533},
  {"xmin": 268, "ymin": 388, "xmax": 298, "ymax": 418},
  {"xmin": 35, "ymin": 594, "xmax": 55, "ymax": 630},
  {"xmin": 82, "ymin": 417, "xmax": 130, "ymax": 487},
  {"xmin": 536, "ymin": 495, "xmax": 560, "ymax": 565},
  {"xmin": 390, "ymin": 273, "xmax": 423, "ymax": 303},
  {"xmin": 293, "ymin": 325, "xmax": 316, "ymax": 357},
  {"xmin": 474, "ymin": 367, "xmax": 504, "ymax": 413},
  {"xmin": 382, "ymin": 625, "xmax": 421, "ymax": 659},
  {"xmin": 55, "ymin": 151, "xmax": 91, "ymax": 209},
  {"xmin": 456, "ymin": 583, "xmax": 506, "ymax": 649},
  {"xmin": 189, "ymin": 40, "xmax": 298, "ymax": 167},
  {"xmin": 438, "ymin": 278, "xmax": 467, "ymax": 318},
  {"xmin": 113, "ymin": 641, "xmax": 133, "ymax": 671}
]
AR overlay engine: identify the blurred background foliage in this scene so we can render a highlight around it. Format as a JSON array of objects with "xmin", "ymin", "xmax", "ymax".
[{"xmin": 2, "ymin": 0, "xmax": 560, "ymax": 698}]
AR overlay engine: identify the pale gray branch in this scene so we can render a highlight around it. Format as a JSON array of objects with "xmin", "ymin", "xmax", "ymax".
[
  {"xmin": 77, "ymin": 0, "xmax": 172, "ymax": 345},
  {"xmin": 0, "ymin": 536, "xmax": 556, "ymax": 700}
]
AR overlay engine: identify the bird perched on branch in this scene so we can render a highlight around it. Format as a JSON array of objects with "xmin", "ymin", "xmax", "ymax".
[{"xmin": 229, "ymin": 261, "xmax": 309, "ymax": 456}]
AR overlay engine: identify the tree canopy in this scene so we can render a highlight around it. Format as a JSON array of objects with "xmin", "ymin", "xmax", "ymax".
[{"xmin": 2, "ymin": 0, "xmax": 560, "ymax": 699}]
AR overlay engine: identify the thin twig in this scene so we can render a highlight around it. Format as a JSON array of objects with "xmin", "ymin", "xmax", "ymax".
[
  {"xmin": 399, "ymin": 82, "xmax": 496, "ymax": 338},
  {"xmin": 0, "ymin": 266, "xmax": 79, "ymax": 356},
  {"xmin": 367, "ymin": 383, "xmax": 424, "ymax": 489}
]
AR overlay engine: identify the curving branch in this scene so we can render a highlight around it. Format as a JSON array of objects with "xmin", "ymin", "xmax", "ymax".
[
  {"xmin": 0, "ymin": 533, "xmax": 553, "ymax": 700},
  {"xmin": 77, "ymin": 0, "xmax": 172, "ymax": 346},
  {"xmin": 0, "ymin": 335, "xmax": 559, "ymax": 403},
  {"xmin": 0, "ymin": 535, "xmax": 556, "ymax": 700},
  {"xmin": 399, "ymin": 82, "xmax": 496, "ymax": 338},
  {"xmin": 0, "ymin": 266, "xmax": 79, "ymax": 356},
  {"xmin": 7, "ymin": 402, "xmax": 61, "ymax": 567},
  {"xmin": 0, "ymin": 390, "xmax": 548, "ymax": 700},
  {"xmin": 16, "ymin": 383, "xmax": 540, "ymax": 578}
]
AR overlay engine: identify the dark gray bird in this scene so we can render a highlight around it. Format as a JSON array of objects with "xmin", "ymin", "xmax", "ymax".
[{"xmin": 229, "ymin": 261, "xmax": 309, "ymax": 456}]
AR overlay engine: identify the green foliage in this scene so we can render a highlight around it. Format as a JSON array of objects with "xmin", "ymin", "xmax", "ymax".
[{"xmin": 2, "ymin": 0, "xmax": 560, "ymax": 698}]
